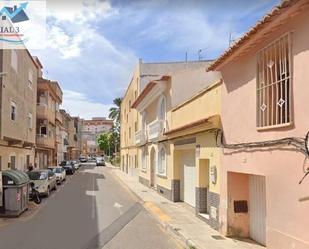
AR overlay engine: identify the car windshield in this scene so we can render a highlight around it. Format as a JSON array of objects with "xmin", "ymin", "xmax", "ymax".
[
  {"xmin": 28, "ymin": 171, "xmax": 48, "ymax": 180},
  {"xmin": 54, "ymin": 168, "xmax": 62, "ymax": 173}
]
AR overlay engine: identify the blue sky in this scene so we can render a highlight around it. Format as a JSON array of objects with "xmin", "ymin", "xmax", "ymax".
[{"xmin": 31, "ymin": 0, "xmax": 278, "ymax": 119}]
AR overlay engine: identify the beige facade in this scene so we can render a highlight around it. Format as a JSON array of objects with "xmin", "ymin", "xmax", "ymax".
[
  {"xmin": 120, "ymin": 60, "xmax": 214, "ymax": 178},
  {"xmin": 35, "ymin": 70, "xmax": 63, "ymax": 168},
  {"xmin": 81, "ymin": 117, "xmax": 113, "ymax": 155},
  {"xmin": 131, "ymin": 64, "xmax": 222, "ymax": 229},
  {"xmin": 0, "ymin": 49, "xmax": 38, "ymax": 171}
]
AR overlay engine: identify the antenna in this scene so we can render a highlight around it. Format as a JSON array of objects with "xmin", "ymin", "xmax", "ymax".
[
  {"xmin": 198, "ymin": 49, "xmax": 203, "ymax": 60},
  {"xmin": 229, "ymin": 33, "xmax": 236, "ymax": 47}
]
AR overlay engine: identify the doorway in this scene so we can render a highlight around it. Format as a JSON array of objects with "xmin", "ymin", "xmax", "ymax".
[{"xmin": 150, "ymin": 147, "xmax": 156, "ymax": 187}]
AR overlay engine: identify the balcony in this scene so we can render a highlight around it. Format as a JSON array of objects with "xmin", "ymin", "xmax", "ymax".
[
  {"xmin": 37, "ymin": 104, "xmax": 55, "ymax": 125},
  {"xmin": 55, "ymin": 134, "xmax": 61, "ymax": 144},
  {"xmin": 135, "ymin": 130, "xmax": 147, "ymax": 145},
  {"xmin": 148, "ymin": 119, "xmax": 167, "ymax": 141},
  {"xmin": 55, "ymin": 111, "xmax": 62, "ymax": 124},
  {"xmin": 36, "ymin": 134, "xmax": 54, "ymax": 149}
]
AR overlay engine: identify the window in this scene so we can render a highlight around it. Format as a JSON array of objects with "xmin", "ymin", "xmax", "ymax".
[
  {"xmin": 10, "ymin": 102, "xmax": 16, "ymax": 121},
  {"xmin": 158, "ymin": 95, "xmax": 166, "ymax": 121},
  {"xmin": 141, "ymin": 148, "xmax": 147, "ymax": 170},
  {"xmin": 129, "ymin": 127, "xmax": 131, "ymax": 138},
  {"xmin": 10, "ymin": 156, "xmax": 16, "ymax": 170},
  {"xmin": 158, "ymin": 145, "xmax": 166, "ymax": 175},
  {"xmin": 257, "ymin": 33, "xmax": 292, "ymax": 128},
  {"xmin": 135, "ymin": 155, "xmax": 138, "ymax": 168},
  {"xmin": 135, "ymin": 121, "xmax": 138, "ymax": 132},
  {"xmin": 28, "ymin": 69, "xmax": 33, "ymax": 88},
  {"xmin": 28, "ymin": 113, "xmax": 32, "ymax": 129},
  {"xmin": 11, "ymin": 50, "xmax": 18, "ymax": 72}
]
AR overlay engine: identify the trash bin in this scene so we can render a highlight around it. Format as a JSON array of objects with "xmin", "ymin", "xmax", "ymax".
[{"xmin": 0, "ymin": 170, "xmax": 30, "ymax": 217}]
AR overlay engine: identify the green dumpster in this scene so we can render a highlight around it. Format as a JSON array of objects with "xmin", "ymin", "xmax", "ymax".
[{"xmin": 0, "ymin": 170, "xmax": 30, "ymax": 217}]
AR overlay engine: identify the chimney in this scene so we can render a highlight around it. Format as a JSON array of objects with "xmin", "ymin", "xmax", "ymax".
[{"xmin": 13, "ymin": 5, "xmax": 17, "ymax": 11}]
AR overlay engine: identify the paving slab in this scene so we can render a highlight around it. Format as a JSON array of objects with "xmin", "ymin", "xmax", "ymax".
[{"xmin": 111, "ymin": 166, "xmax": 265, "ymax": 249}]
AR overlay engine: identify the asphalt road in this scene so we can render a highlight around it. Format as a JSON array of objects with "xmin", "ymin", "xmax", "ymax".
[{"xmin": 0, "ymin": 164, "xmax": 181, "ymax": 249}]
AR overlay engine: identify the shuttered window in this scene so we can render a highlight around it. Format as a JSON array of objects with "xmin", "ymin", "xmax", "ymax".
[{"xmin": 257, "ymin": 33, "xmax": 292, "ymax": 128}]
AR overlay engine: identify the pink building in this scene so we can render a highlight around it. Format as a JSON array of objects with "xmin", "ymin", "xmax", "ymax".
[{"xmin": 208, "ymin": 0, "xmax": 309, "ymax": 248}]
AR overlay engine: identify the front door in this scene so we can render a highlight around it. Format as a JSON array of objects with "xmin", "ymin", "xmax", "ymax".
[
  {"xmin": 180, "ymin": 150, "xmax": 196, "ymax": 207},
  {"xmin": 249, "ymin": 175, "xmax": 266, "ymax": 246},
  {"xmin": 150, "ymin": 148, "xmax": 156, "ymax": 187}
]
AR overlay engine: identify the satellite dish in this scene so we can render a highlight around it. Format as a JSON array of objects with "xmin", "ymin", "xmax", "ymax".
[{"xmin": 306, "ymin": 131, "xmax": 309, "ymax": 156}]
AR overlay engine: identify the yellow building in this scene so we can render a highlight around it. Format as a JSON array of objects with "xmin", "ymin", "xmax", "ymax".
[
  {"xmin": 132, "ymin": 66, "xmax": 222, "ymax": 230},
  {"xmin": 120, "ymin": 59, "xmax": 214, "ymax": 178}
]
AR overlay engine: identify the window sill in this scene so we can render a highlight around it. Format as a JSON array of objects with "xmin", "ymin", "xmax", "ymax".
[
  {"xmin": 157, "ymin": 173, "xmax": 167, "ymax": 179},
  {"xmin": 141, "ymin": 169, "xmax": 147, "ymax": 173},
  {"xmin": 257, "ymin": 122, "xmax": 292, "ymax": 131}
]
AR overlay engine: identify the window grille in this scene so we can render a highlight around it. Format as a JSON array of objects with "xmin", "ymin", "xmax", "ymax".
[{"xmin": 257, "ymin": 33, "xmax": 292, "ymax": 128}]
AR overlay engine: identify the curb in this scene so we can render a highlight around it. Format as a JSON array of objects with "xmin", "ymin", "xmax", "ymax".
[{"xmin": 111, "ymin": 168, "xmax": 199, "ymax": 249}]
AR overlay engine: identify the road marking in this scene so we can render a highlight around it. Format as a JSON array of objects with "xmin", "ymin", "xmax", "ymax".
[
  {"xmin": 113, "ymin": 202, "xmax": 123, "ymax": 215},
  {"xmin": 91, "ymin": 175, "xmax": 96, "ymax": 219}
]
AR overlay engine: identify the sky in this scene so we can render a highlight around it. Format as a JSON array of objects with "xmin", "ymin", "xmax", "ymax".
[{"xmin": 31, "ymin": 0, "xmax": 279, "ymax": 119}]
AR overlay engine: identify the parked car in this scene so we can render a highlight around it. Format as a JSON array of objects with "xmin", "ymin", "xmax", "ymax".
[
  {"xmin": 62, "ymin": 162, "xmax": 75, "ymax": 175},
  {"xmin": 96, "ymin": 157, "xmax": 106, "ymax": 166},
  {"xmin": 48, "ymin": 166, "xmax": 66, "ymax": 184},
  {"xmin": 72, "ymin": 160, "xmax": 80, "ymax": 170},
  {"xmin": 27, "ymin": 170, "xmax": 57, "ymax": 197},
  {"xmin": 79, "ymin": 156, "xmax": 87, "ymax": 163},
  {"xmin": 59, "ymin": 160, "xmax": 67, "ymax": 167}
]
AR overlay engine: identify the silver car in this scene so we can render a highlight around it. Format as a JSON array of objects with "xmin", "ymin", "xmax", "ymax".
[
  {"xmin": 48, "ymin": 166, "xmax": 66, "ymax": 184},
  {"xmin": 27, "ymin": 170, "xmax": 57, "ymax": 197}
]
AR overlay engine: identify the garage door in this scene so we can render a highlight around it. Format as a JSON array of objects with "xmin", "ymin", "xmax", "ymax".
[
  {"xmin": 249, "ymin": 175, "xmax": 266, "ymax": 246},
  {"xmin": 180, "ymin": 150, "xmax": 196, "ymax": 207}
]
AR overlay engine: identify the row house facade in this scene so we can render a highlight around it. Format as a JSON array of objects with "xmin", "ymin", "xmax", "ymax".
[
  {"xmin": 120, "ymin": 59, "xmax": 212, "ymax": 177},
  {"xmin": 81, "ymin": 117, "xmax": 113, "ymax": 155},
  {"xmin": 0, "ymin": 49, "xmax": 38, "ymax": 171},
  {"xmin": 132, "ymin": 66, "xmax": 221, "ymax": 230},
  {"xmin": 207, "ymin": 0, "xmax": 309, "ymax": 248},
  {"xmin": 60, "ymin": 110, "xmax": 82, "ymax": 161},
  {"xmin": 35, "ymin": 59, "xmax": 63, "ymax": 169}
]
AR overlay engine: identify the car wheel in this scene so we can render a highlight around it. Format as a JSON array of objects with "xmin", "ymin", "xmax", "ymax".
[
  {"xmin": 46, "ymin": 186, "xmax": 50, "ymax": 197},
  {"xmin": 53, "ymin": 183, "xmax": 57, "ymax": 191}
]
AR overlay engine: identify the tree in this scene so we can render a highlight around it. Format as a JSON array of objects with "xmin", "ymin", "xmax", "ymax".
[
  {"xmin": 109, "ymin": 98, "xmax": 122, "ymax": 124},
  {"xmin": 108, "ymin": 97, "xmax": 122, "ymax": 154},
  {"xmin": 97, "ymin": 133, "xmax": 110, "ymax": 156}
]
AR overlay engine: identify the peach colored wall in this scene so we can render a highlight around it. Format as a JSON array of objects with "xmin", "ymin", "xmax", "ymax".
[
  {"xmin": 227, "ymin": 172, "xmax": 249, "ymax": 237},
  {"xmin": 220, "ymin": 9, "xmax": 309, "ymax": 249}
]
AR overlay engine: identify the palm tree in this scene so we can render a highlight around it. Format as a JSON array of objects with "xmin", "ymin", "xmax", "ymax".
[{"xmin": 109, "ymin": 97, "xmax": 122, "ymax": 123}]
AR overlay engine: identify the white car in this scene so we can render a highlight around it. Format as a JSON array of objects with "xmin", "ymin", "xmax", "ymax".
[
  {"xmin": 49, "ymin": 166, "xmax": 66, "ymax": 184},
  {"xmin": 72, "ymin": 160, "xmax": 80, "ymax": 170}
]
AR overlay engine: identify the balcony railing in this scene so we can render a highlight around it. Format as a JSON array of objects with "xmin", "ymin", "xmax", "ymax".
[
  {"xmin": 37, "ymin": 104, "xmax": 55, "ymax": 125},
  {"xmin": 135, "ymin": 130, "xmax": 147, "ymax": 145},
  {"xmin": 55, "ymin": 111, "xmax": 62, "ymax": 124},
  {"xmin": 148, "ymin": 119, "xmax": 167, "ymax": 140},
  {"xmin": 36, "ymin": 134, "xmax": 54, "ymax": 149}
]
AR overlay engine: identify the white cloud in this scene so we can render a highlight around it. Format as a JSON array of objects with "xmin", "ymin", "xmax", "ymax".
[
  {"xmin": 62, "ymin": 90, "xmax": 113, "ymax": 119},
  {"xmin": 45, "ymin": 0, "xmax": 117, "ymax": 59}
]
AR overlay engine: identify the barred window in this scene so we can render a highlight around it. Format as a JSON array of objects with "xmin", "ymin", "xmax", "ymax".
[{"xmin": 257, "ymin": 33, "xmax": 292, "ymax": 128}]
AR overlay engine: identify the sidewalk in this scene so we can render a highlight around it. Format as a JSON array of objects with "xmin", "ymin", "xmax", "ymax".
[{"xmin": 111, "ymin": 167, "xmax": 264, "ymax": 249}]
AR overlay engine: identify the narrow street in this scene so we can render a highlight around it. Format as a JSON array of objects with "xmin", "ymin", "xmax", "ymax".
[{"xmin": 0, "ymin": 164, "xmax": 181, "ymax": 249}]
